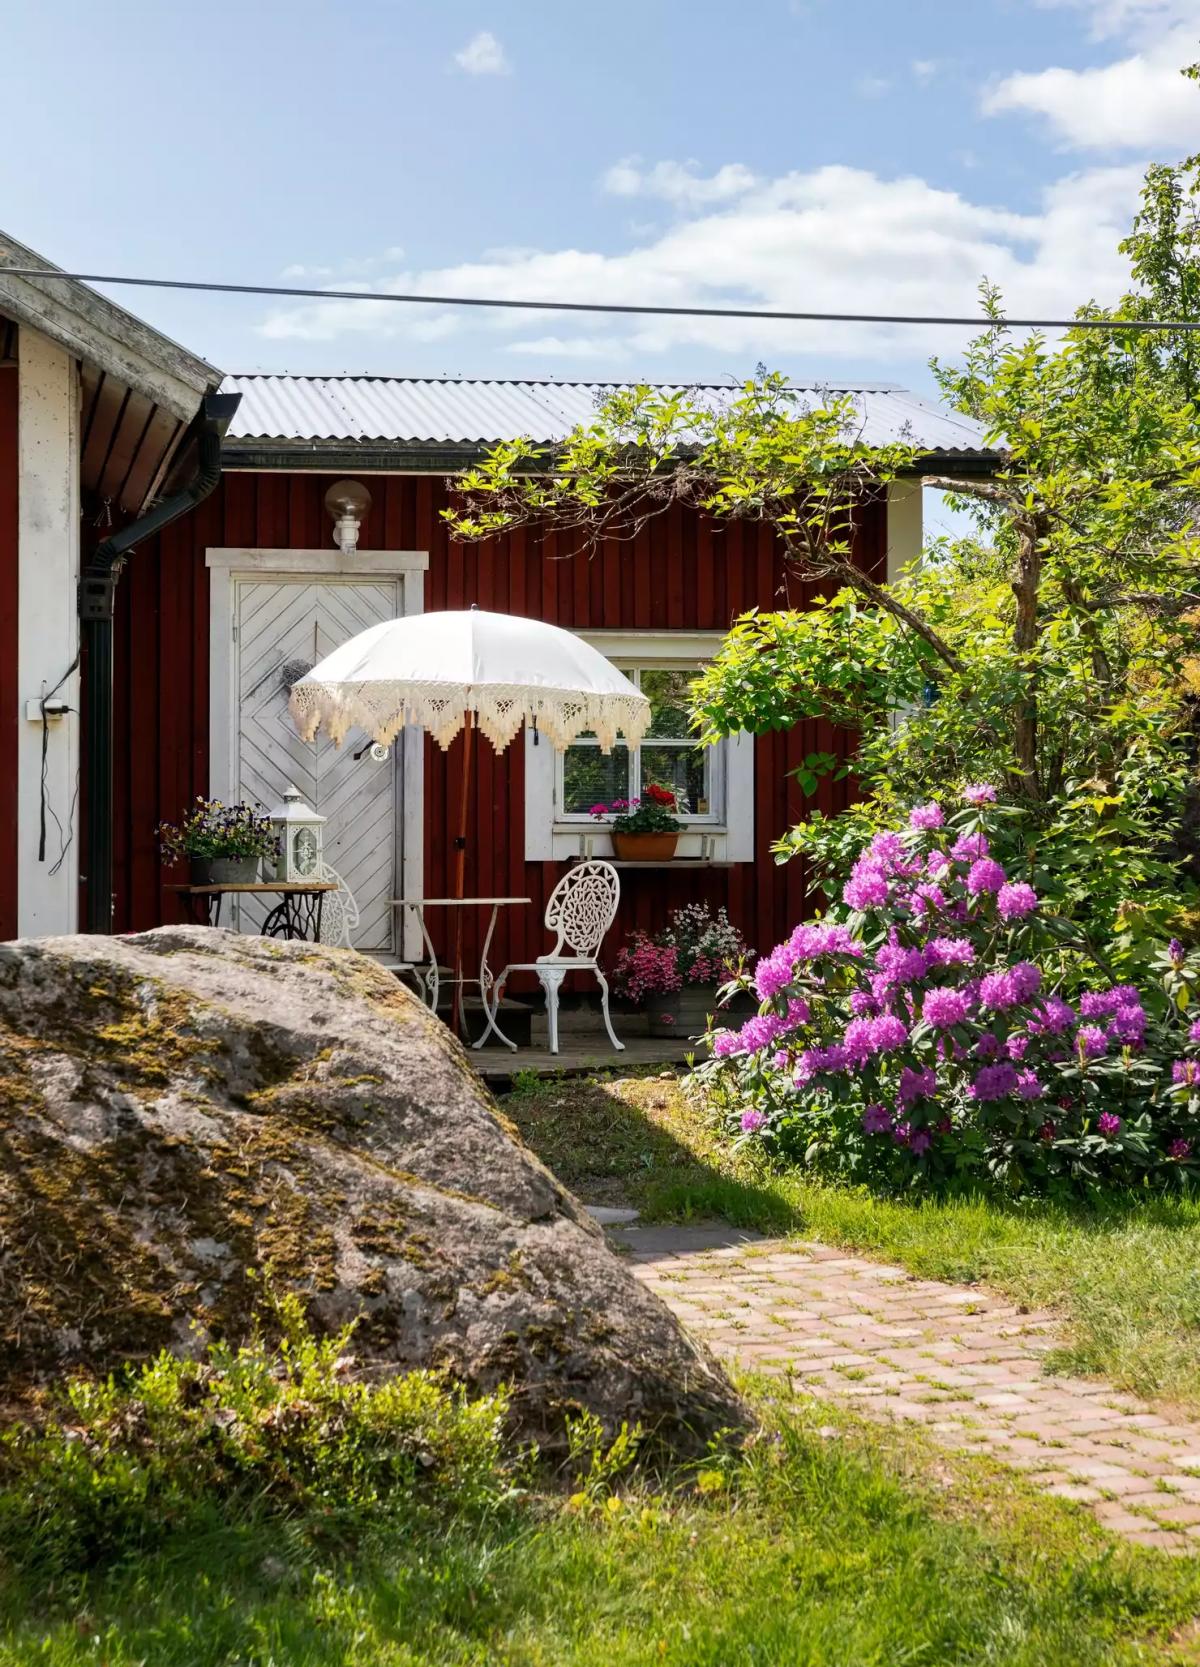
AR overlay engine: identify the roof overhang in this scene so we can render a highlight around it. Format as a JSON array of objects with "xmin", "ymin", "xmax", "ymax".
[
  {"xmin": 220, "ymin": 437, "xmax": 1003, "ymax": 479},
  {"xmin": 0, "ymin": 231, "xmax": 225, "ymax": 512}
]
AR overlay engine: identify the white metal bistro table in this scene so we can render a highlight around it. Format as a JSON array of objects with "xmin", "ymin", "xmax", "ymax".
[{"xmin": 392, "ymin": 896, "xmax": 532, "ymax": 1040}]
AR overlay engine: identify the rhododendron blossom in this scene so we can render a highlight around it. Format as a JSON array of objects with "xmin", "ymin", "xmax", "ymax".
[
  {"xmin": 909, "ymin": 803, "xmax": 945, "ymax": 831},
  {"xmin": 705, "ymin": 800, "xmax": 1200, "ymax": 1192}
]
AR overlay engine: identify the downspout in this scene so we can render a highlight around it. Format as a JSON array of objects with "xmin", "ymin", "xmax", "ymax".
[{"xmin": 78, "ymin": 389, "xmax": 240, "ymax": 933}]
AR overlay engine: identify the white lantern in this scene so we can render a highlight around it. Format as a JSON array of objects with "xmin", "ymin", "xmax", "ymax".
[{"xmin": 265, "ymin": 786, "xmax": 326, "ymax": 882}]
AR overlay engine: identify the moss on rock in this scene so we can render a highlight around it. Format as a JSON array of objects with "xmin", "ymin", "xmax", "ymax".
[{"xmin": 0, "ymin": 928, "xmax": 743, "ymax": 1453}]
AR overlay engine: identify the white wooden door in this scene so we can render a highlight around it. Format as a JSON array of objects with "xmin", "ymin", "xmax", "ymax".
[{"xmin": 233, "ymin": 575, "xmax": 400, "ymax": 951}]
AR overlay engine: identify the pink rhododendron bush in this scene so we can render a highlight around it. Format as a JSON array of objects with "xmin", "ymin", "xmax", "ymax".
[{"xmin": 700, "ymin": 790, "xmax": 1200, "ymax": 1195}]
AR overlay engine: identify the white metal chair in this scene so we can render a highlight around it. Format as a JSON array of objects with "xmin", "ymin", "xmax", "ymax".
[
  {"xmin": 317, "ymin": 862, "xmax": 361, "ymax": 949},
  {"xmin": 477, "ymin": 860, "xmax": 623, "ymax": 1055}
]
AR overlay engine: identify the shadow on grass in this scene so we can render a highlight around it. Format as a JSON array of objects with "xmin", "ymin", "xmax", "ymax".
[
  {"xmin": 501, "ymin": 1068, "xmax": 806, "ymax": 1231},
  {"xmin": 502, "ymin": 1068, "xmax": 1200, "ymax": 1274}
]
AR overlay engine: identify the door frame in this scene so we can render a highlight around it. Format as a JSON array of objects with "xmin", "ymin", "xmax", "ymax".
[{"xmin": 206, "ymin": 547, "xmax": 429, "ymax": 958}]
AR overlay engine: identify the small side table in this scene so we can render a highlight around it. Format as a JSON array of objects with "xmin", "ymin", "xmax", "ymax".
[{"xmin": 169, "ymin": 882, "xmax": 338, "ymax": 941}]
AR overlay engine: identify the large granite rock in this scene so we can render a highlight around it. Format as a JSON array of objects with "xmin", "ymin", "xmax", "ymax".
[{"xmin": 0, "ymin": 927, "xmax": 741, "ymax": 1448}]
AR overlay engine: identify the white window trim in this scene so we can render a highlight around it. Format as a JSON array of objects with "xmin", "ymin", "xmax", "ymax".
[
  {"xmin": 524, "ymin": 629, "xmax": 754, "ymax": 863},
  {"xmin": 206, "ymin": 547, "xmax": 428, "ymax": 958}
]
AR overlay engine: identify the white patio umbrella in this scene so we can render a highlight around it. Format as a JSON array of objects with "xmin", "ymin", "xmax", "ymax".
[{"xmin": 289, "ymin": 607, "xmax": 651, "ymax": 1027}]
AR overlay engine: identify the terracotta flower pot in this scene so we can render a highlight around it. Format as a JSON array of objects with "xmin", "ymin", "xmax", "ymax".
[{"xmin": 612, "ymin": 831, "xmax": 679, "ymax": 862}]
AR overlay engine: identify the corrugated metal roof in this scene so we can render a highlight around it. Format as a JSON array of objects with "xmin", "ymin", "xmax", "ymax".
[{"xmin": 221, "ymin": 375, "xmax": 992, "ymax": 458}]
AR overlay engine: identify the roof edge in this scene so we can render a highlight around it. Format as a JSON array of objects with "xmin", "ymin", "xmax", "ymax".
[
  {"xmin": 0, "ymin": 232, "xmax": 223, "ymax": 421},
  {"xmin": 221, "ymin": 438, "xmax": 1002, "ymax": 476}
]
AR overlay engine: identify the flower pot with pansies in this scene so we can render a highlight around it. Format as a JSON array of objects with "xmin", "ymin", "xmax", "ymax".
[
  {"xmin": 611, "ymin": 903, "xmax": 754, "ymax": 1038},
  {"xmin": 157, "ymin": 797, "xmax": 279, "ymax": 888},
  {"xmin": 591, "ymin": 783, "xmax": 682, "ymax": 861}
]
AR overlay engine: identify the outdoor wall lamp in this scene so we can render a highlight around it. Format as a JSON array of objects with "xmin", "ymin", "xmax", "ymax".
[{"xmin": 324, "ymin": 478, "xmax": 372, "ymax": 554}]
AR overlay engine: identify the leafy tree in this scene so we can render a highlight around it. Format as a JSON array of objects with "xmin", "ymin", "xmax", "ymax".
[{"xmin": 445, "ymin": 145, "xmax": 1200, "ymax": 967}]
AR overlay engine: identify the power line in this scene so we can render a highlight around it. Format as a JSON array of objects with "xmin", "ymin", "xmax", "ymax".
[{"xmin": 2, "ymin": 265, "xmax": 1200, "ymax": 332}]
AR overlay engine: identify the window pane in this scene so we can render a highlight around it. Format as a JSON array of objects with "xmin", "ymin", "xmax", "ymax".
[
  {"xmin": 562, "ymin": 745, "xmax": 630, "ymax": 814},
  {"xmin": 641, "ymin": 743, "xmax": 709, "ymax": 815},
  {"xmin": 641, "ymin": 668, "xmax": 695, "ymax": 740}
]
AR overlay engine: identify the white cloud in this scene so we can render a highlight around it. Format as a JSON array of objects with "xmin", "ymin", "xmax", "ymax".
[
  {"xmin": 453, "ymin": 30, "xmax": 510, "ymax": 76},
  {"xmin": 984, "ymin": 14, "xmax": 1199, "ymax": 149},
  {"xmin": 1032, "ymin": 0, "xmax": 1196, "ymax": 38},
  {"xmin": 257, "ymin": 160, "xmax": 1144, "ymax": 366},
  {"xmin": 505, "ymin": 335, "xmax": 629, "ymax": 360},
  {"xmin": 856, "ymin": 75, "xmax": 891, "ymax": 99},
  {"xmin": 912, "ymin": 59, "xmax": 939, "ymax": 82},
  {"xmin": 602, "ymin": 158, "xmax": 758, "ymax": 207}
]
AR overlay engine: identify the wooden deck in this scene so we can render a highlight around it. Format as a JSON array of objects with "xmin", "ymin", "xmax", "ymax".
[{"xmin": 474, "ymin": 1034, "xmax": 694, "ymax": 1084}]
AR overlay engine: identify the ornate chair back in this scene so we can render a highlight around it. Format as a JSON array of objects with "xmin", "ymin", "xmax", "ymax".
[
  {"xmin": 316, "ymin": 862, "xmax": 361, "ymax": 950},
  {"xmin": 541, "ymin": 860, "xmax": 621, "ymax": 962}
]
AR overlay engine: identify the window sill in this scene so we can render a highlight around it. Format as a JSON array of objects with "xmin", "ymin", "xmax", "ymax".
[{"xmin": 549, "ymin": 827, "xmax": 736, "ymax": 864}]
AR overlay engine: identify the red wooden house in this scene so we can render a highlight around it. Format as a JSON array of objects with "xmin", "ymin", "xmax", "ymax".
[
  {"xmin": 111, "ymin": 377, "xmax": 993, "ymax": 978},
  {"xmin": 0, "ymin": 242, "xmax": 996, "ymax": 981}
]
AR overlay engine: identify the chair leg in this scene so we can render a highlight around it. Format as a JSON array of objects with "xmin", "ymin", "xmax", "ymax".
[
  {"xmin": 594, "ymin": 968, "xmax": 625, "ymax": 1052},
  {"xmin": 537, "ymin": 967, "xmax": 566, "ymax": 1054}
]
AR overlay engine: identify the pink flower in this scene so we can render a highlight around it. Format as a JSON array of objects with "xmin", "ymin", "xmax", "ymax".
[
  {"xmin": 589, "ymin": 803, "xmax": 609, "ymax": 818},
  {"xmin": 899, "ymin": 1065, "xmax": 937, "ymax": 1105},
  {"xmin": 909, "ymin": 1129, "xmax": 932, "ymax": 1156},
  {"xmin": 1189, "ymin": 1018, "xmax": 1200, "ymax": 1046},
  {"xmin": 997, "ymin": 882, "xmax": 1038, "ymax": 921},
  {"xmin": 843, "ymin": 869, "xmax": 889, "ymax": 910},
  {"xmin": 862, "ymin": 1104, "xmax": 892, "ymax": 1134},
  {"xmin": 923, "ymin": 987, "xmax": 971, "ymax": 1028},
  {"xmin": 971, "ymin": 1062, "xmax": 1019, "ymax": 1101},
  {"xmin": 1097, "ymin": 1111, "xmax": 1121, "ymax": 1137},
  {"xmin": 1028, "ymin": 995, "xmax": 1075, "ymax": 1035},
  {"xmin": 966, "ymin": 858, "xmax": 1006, "ymax": 895},
  {"xmin": 1016, "ymin": 1068, "xmax": 1044, "ymax": 1100},
  {"xmin": 1077, "ymin": 1025, "xmax": 1109, "ymax": 1059},
  {"xmin": 979, "ymin": 971, "xmax": 1019, "ymax": 1011},
  {"xmin": 1172, "ymin": 1059, "xmax": 1200, "ymax": 1086},
  {"xmin": 909, "ymin": 803, "xmax": 945, "ymax": 830},
  {"xmin": 871, "ymin": 1013, "xmax": 909, "ymax": 1052},
  {"xmin": 1009, "ymin": 962, "xmax": 1042, "ymax": 1001},
  {"xmin": 1168, "ymin": 1137, "xmax": 1192, "ymax": 1161},
  {"xmin": 925, "ymin": 936, "xmax": 974, "ymax": 968},
  {"xmin": 963, "ymin": 783, "xmax": 998, "ymax": 805},
  {"xmin": 1039, "ymin": 1120, "xmax": 1056, "ymax": 1142},
  {"xmin": 740, "ymin": 1108, "xmax": 766, "ymax": 1133},
  {"xmin": 952, "ymin": 832, "xmax": 990, "ymax": 861}
]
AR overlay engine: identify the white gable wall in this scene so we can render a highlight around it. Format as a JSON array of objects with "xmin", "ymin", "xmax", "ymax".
[{"xmin": 17, "ymin": 327, "xmax": 80, "ymax": 936}]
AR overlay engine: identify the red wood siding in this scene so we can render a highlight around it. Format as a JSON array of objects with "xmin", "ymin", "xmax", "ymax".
[
  {"xmin": 112, "ymin": 472, "xmax": 885, "ymax": 973},
  {"xmin": 0, "ymin": 363, "xmax": 17, "ymax": 940}
]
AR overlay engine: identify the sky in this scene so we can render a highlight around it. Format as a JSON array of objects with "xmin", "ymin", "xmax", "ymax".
[{"xmin": 1, "ymin": 0, "xmax": 1198, "ymax": 404}]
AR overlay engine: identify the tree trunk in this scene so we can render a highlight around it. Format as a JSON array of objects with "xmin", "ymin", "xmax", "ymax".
[{"xmin": 1011, "ymin": 520, "xmax": 1045, "ymax": 794}]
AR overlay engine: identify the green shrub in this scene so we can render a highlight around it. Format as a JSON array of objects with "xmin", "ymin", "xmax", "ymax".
[{"xmin": 0, "ymin": 1290, "xmax": 513, "ymax": 1577}]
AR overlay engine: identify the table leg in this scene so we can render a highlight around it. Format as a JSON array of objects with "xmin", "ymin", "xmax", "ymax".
[
  {"xmin": 407, "ymin": 905, "xmax": 440, "ymax": 1011},
  {"xmin": 472, "ymin": 905, "xmax": 518, "ymax": 1052}
]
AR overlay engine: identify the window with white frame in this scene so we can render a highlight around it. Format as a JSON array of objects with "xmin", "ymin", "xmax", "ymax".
[
  {"xmin": 557, "ymin": 664, "xmax": 724, "ymax": 825},
  {"xmin": 523, "ymin": 630, "xmax": 754, "ymax": 863}
]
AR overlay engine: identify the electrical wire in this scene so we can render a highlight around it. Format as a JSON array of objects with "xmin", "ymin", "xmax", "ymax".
[{"xmin": 2, "ymin": 266, "xmax": 1200, "ymax": 332}]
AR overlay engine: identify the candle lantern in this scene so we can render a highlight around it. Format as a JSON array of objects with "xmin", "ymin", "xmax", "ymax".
[{"xmin": 265, "ymin": 786, "xmax": 325, "ymax": 882}]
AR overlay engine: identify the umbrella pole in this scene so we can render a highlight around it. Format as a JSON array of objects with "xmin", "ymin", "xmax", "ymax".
[{"xmin": 451, "ymin": 711, "xmax": 474, "ymax": 1038}]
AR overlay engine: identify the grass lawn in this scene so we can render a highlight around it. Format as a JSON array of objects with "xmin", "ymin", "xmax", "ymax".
[
  {"xmin": 504, "ymin": 1071, "xmax": 1200, "ymax": 1415},
  {"xmin": 6, "ymin": 1396, "xmax": 1200, "ymax": 1666}
]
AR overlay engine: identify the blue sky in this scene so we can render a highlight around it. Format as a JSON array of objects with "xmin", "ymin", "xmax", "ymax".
[{"xmin": 1, "ymin": 0, "xmax": 1197, "ymax": 398}]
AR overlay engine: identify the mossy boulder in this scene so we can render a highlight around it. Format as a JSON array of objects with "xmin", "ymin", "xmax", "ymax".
[{"xmin": 0, "ymin": 926, "xmax": 742, "ymax": 1449}]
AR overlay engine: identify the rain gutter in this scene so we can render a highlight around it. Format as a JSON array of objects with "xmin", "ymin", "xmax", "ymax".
[{"xmin": 78, "ymin": 390, "xmax": 241, "ymax": 932}]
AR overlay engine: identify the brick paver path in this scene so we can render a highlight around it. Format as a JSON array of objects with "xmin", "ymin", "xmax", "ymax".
[{"xmin": 618, "ymin": 1223, "xmax": 1200, "ymax": 1552}]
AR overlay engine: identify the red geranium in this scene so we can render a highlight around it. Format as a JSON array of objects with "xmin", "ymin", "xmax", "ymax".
[{"xmin": 644, "ymin": 782, "xmax": 677, "ymax": 807}]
